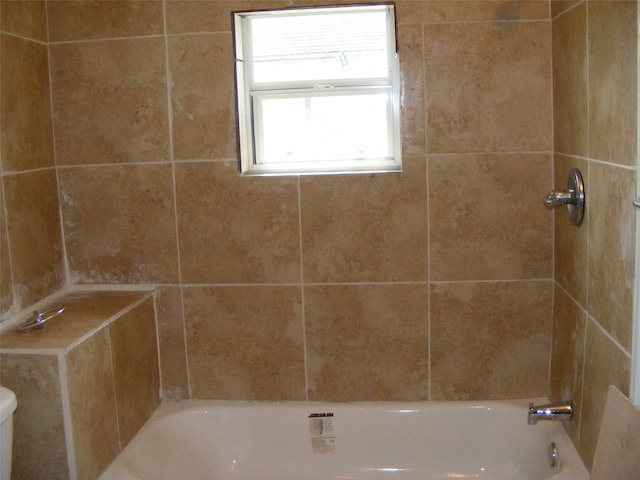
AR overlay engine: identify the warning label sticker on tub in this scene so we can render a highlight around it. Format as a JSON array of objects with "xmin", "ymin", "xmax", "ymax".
[{"xmin": 308, "ymin": 413, "xmax": 335, "ymax": 453}]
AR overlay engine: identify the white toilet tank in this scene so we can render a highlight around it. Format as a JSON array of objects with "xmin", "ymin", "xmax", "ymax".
[{"xmin": 0, "ymin": 387, "xmax": 17, "ymax": 480}]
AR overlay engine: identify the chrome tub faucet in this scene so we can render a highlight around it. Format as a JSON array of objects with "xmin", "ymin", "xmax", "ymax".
[{"xmin": 528, "ymin": 401, "xmax": 573, "ymax": 425}]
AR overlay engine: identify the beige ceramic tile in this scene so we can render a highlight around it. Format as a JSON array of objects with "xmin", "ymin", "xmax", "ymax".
[
  {"xmin": 551, "ymin": 1, "xmax": 581, "ymax": 19},
  {"xmin": 398, "ymin": 25, "xmax": 426, "ymax": 157},
  {"xmin": 175, "ymin": 161, "xmax": 300, "ymax": 284},
  {"xmin": 591, "ymin": 385, "xmax": 640, "ymax": 480},
  {"xmin": 424, "ymin": 1, "xmax": 550, "ymax": 22},
  {"xmin": 393, "ymin": 0, "xmax": 424, "ymax": 26},
  {"xmin": 59, "ymin": 164, "xmax": 179, "ymax": 284},
  {"xmin": 0, "ymin": 182, "xmax": 13, "ymax": 317},
  {"xmin": 550, "ymin": 285, "xmax": 586, "ymax": 446},
  {"xmin": 1, "ymin": 34, "xmax": 54, "ymax": 172},
  {"xmin": 580, "ymin": 320, "xmax": 631, "ymax": 470},
  {"xmin": 305, "ymin": 284, "xmax": 429, "ymax": 401},
  {"xmin": 0, "ymin": 353, "xmax": 69, "ymax": 480},
  {"xmin": 552, "ymin": 1, "xmax": 588, "ymax": 157},
  {"xmin": 554, "ymin": 155, "xmax": 588, "ymax": 305},
  {"xmin": 424, "ymin": 21, "xmax": 552, "ymax": 154},
  {"xmin": 166, "ymin": 0, "xmax": 291, "ymax": 34},
  {"xmin": 588, "ymin": 1, "xmax": 637, "ymax": 166},
  {"xmin": 155, "ymin": 286, "xmax": 190, "ymax": 400},
  {"xmin": 429, "ymin": 154, "xmax": 552, "ymax": 281},
  {"xmin": 3, "ymin": 170, "xmax": 64, "ymax": 310},
  {"xmin": 0, "ymin": 1, "xmax": 47, "ymax": 41},
  {"xmin": 183, "ymin": 286, "xmax": 306, "ymax": 400},
  {"xmin": 430, "ymin": 281, "xmax": 552, "ymax": 400},
  {"xmin": 169, "ymin": 33, "xmax": 237, "ymax": 161},
  {"xmin": 50, "ymin": 37, "xmax": 170, "ymax": 165},
  {"xmin": 0, "ymin": 291, "xmax": 151, "ymax": 350},
  {"xmin": 301, "ymin": 159, "xmax": 428, "ymax": 283},
  {"xmin": 587, "ymin": 162, "xmax": 635, "ymax": 352},
  {"xmin": 108, "ymin": 297, "xmax": 160, "ymax": 448},
  {"xmin": 47, "ymin": 0, "xmax": 164, "ymax": 42},
  {"xmin": 66, "ymin": 329, "xmax": 120, "ymax": 480}
]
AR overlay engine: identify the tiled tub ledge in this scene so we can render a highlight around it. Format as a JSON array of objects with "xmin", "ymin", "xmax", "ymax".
[{"xmin": 0, "ymin": 289, "xmax": 161, "ymax": 480}]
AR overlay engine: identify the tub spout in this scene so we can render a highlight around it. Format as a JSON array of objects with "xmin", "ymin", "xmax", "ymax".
[{"xmin": 528, "ymin": 401, "xmax": 573, "ymax": 425}]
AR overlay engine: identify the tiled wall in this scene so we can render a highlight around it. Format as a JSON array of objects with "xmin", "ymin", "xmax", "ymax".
[
  {"xmin": 0, "ymin": 0, "xmax": 65, "ymax": 316},
  {"xmin": 4, "ymin": 1, "xmax": 555, "ymax": 402},
  {"xmin": 2, "ymin": 0, "xmax": 638, "ymax": 473},
  {"xmin": 549, "ymin": 0, "xmax": 637, "ymax": 470}
]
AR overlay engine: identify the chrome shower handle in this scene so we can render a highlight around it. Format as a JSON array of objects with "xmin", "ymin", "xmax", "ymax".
[
  {"xmin": 16, "ymin": 306, "xmax": 65, "ymax": 333},
  {"xmin": 543, "ymin": 168, "xmax": 585, "ymax": 226},
  {"xmin": 543, "ymin": 190, "xmax": 575, "ymax": 208}
]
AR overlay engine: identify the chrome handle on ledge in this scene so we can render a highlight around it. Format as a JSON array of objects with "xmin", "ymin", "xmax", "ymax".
[
  {"xmin": 543, "ymin": 168, "xmax": 584, "ymax": 226},
  {"xmin": 16, "ymin": 306, "xmax": 65, "ymax": 333}
]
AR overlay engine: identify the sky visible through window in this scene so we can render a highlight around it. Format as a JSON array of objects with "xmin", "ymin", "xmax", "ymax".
[{"xmin": 251, "ymin": 11, "xmax": 389, "ymax": 84}]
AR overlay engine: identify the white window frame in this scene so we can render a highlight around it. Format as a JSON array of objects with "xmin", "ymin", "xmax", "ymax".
[{"xmin": 233, "ymin": 3, "xmax": 401, "ymax": 176}]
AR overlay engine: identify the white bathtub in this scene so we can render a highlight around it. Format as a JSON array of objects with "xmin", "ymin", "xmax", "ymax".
[{"xmin": 99, "ymin": 399, "xmax": 590, "ymax": 480}]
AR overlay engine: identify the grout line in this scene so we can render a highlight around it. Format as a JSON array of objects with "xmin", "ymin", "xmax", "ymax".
[
  {"xmin": 580, "ymin": 1, "xmax": 590, "ymax": 449},
  {"xmin": 152, "ymin": 292, "xmax": 165, "ymax": 401},
  {"xmin": 58, "ymin": 352, "xmax": 78, "ymax": 480},
  {"xmin": 421, "ymin": 22, "xmax": 431, "ymax": 402},
  {"xmin": 45, "ymin": 0, "xmax": 74, "ymax": 292},
  {"xmin": 297, "ymin": 177, "xmax": 309, "ymax": 401},
  {"xmin": 54, "ymin": 158, "xmax": 234, "ymax": 170},
  {"xmin": 422, "ymin": 18, "xmax": 552, "ymax": 27},
  {"xmin": 47, "ymin": 31, "xmax": 233, "ymax": 46},
  {"xmin": 105, "ymin": 325, "xmax": 124, "ymax": 453},
  {"xmin": 550, "ymin": 0, "xmax": 584, "ymax": 22},
  {"xmin": 161, "ymin": 0, "xmax": 193, "ymax": 399},
  {"xmin": 48, "ymin": 33, "xmax": 166, "ymax": 46},
  {"xmin": 1, "ymin": 30, "xmax": 48, "ymax": 46},
  {"xmin": 586, "ymin": 312, "xmax": 633, "ymax": 360}
]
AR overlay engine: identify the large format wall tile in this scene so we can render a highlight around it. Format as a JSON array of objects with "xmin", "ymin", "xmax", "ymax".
[
  {"xmin": 109, "ymin": 297, "xmax": 160, "ymax": 448},
  {"xmin": 430, "ymin": 281, "xmax": 552, "ymax": 400},
  {"xmin": 300, "ymin": 159, "xmax": 428, "ymax": 283},
  {"xmin": 424, "ymin": 20, "xmax": 552, "ymax": 154},
  {"xmin": 587, "ymin": 162, "xmax": 635, "ymax": 352},
  {"xmin": 588, "ymin": 1, "xmax": 637, "ymax": 166},
  {"xmin": 305, "ymin": 284, "xmax": 429, "ymax": 401},
  {"xmin": 0, "ymin": 1, "xmax": 47, "ymax": 41},
  {"xmin": 424, "ymin": 0, "xmax": 550, "ymax": 22},
  {"xmin": 47, "ymin": 0, "xmax": 164, "ymax": 42},
  {"xmin": 429, "ymin": 154, "xmax": 552, "ymax": 281},
  {"xmin": 59, "ymin": 164, "xmax": 179, "ymax": 284},
  {"xmin": 50, "ymin": 37, "xmax": 170, "ymax": 165},
  {"xmin": 169, "ymin": 33, "xmax": 236, "ymax": 161},
  {"xmin": 552, "ymin": 2, "xmax": 588, "ymax": 157},
  {"xmin": 175, "ymin": 161, "xmax": 300, "ymax": 284},
  {"xmin": 184, "ymin": 286, "xmax": 306, "ymax": 400},
  {"xmin": 155, "ymin": 286, "xmax": 190, "ymax": 400},
  {"xmin": 3, "ymin": 170, "xmax": 65, "ymax": 309},
  {"xmin": 66, "ymin": 329, "xmax": 120, "ymax": 480},
  {"xmin": 1, "ymin": 34, "xmax": 54, "ymax": 172}
]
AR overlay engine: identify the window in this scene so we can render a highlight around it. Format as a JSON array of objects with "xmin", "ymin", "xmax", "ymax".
[{"xmin": 233, "ymin": 3, "xmax": 401, "ymax": 176}]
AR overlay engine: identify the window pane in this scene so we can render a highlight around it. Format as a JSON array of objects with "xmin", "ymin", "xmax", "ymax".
[
  {"xmin": 256, "ymin": 91, "xmax": 392, "ymax": 164},
  {"xmin": 250, "ymin": 9, "xmax": 390, "ymax": 84}
]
